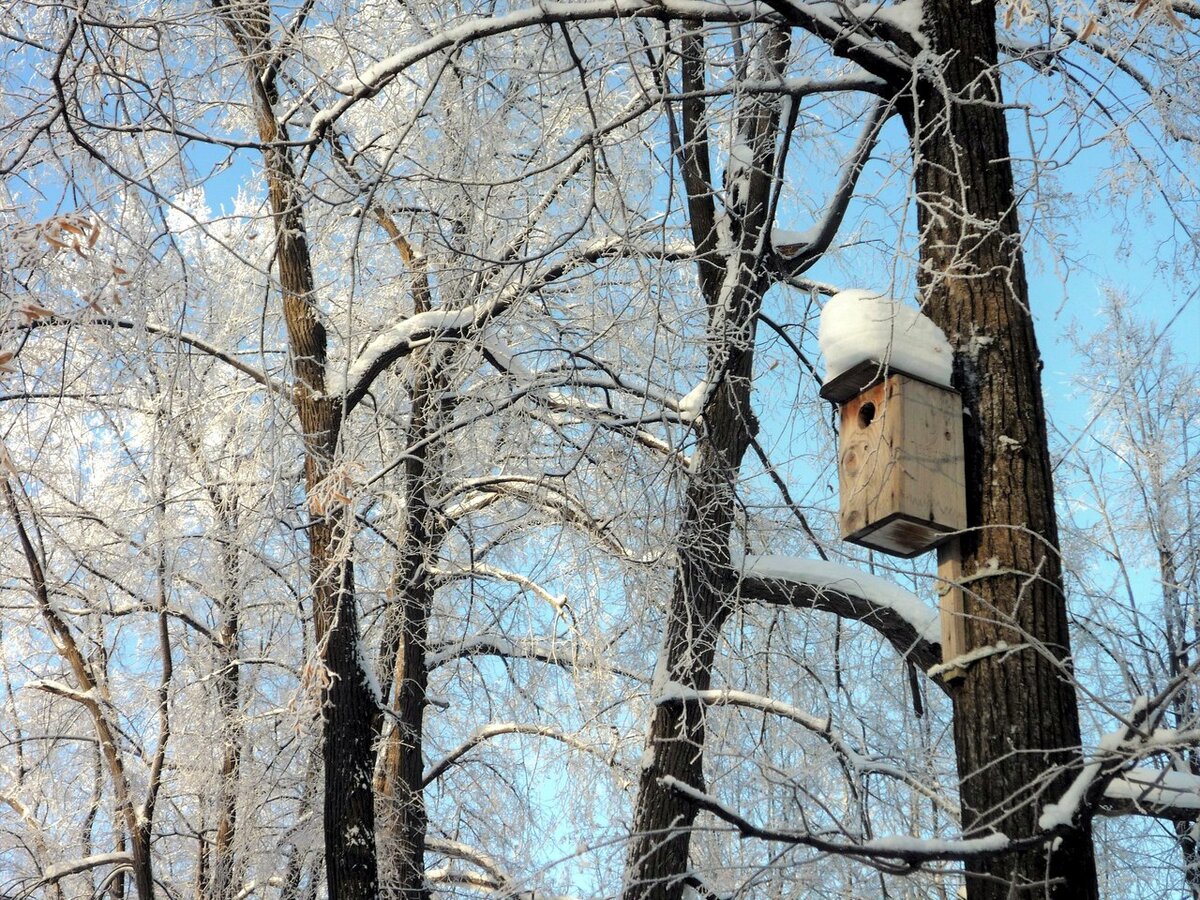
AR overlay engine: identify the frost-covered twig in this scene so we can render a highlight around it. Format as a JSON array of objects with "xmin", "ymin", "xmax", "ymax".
[
  {"xmin": 423, "ymin": 722, "xmax": 625, "ymax": 788},
  {"xmin": 661, "ymin": 776, "xmax": 1009, "ymax": 868},
  {"xmin": 656, "ymin": 683, "xmax": 955, "ymax": 814}
]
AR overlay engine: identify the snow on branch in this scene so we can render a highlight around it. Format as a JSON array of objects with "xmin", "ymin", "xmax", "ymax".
[
  {"xmin": 660, "ymin": 776, "xmax": 1008, "ymax": 870},
  {"xmin": 426, "ymin": 837, "xmax": 511, "ymax": 890},
  {"xmin": 40, "ymin": 852, "xmax": 133, "ymax": 884},
  {"xmin": 656, "ymin": 684, "xmax": 955, "ymax": 813},
  {"xmin": 310, "ymin": 0, "xmax": 773, "ymax": 138},
  {"xmin": 1102, "ymin": 767, "xmax": 1200, "ymax": 820},
  {"xmin": 733, "ymin": 554, "xmax": 942, "ymax": 677},
  {"xmin": 1040, "ymin": 674, "xmax": 1200, "ymax": 829}
]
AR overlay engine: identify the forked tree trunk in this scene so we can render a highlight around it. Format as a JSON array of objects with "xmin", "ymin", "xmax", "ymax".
[
  {"xmin": 909, "ymin": 1, "xmax": 1099, "ymax": 895},
  {"xmin": 213, "ymin": 2, "xmax": 380, "ymax": 895},
  {"xmin": 623, "ymin": 26, "xmax": 788, "ymax": 900}
]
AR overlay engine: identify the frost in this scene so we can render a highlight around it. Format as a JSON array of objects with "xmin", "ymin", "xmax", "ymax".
[
  {"xmin": 737, "ymin": 553, "xmax": 940, "ymax": 643},
  {"xmin": 818, "ymin": 289, "xmax": 953, "ymax": 389}
]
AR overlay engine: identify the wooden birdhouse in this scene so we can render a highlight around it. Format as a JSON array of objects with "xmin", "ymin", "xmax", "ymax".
[{"xmin": 821, "ymin": 362, "xmax": 967, "ymax": 559}]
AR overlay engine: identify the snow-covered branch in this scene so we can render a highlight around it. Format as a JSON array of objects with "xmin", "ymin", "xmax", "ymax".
[
  {"xmin": 39, "ymin": 852, "xmax": 133, "ymax": 884},
  {"xmin": 657, "ymin": 684, "xmax": 955, "ymax": 813},
  {"xmin": 336, "ymin": 237, "xmax": 686, "ymax": 410},
  {"xmin": 732, "ymin": 555, "xmax": 943, "ymax": 677},
  {"xmin": 661, "ymin": 776, "xmax": 1009, "ymax": 868},
  {"xmin": 427, "ymin": 634, "xmax": 641, "ymax": 681},
  {"xmin": 309, "ymin": 0, "xmax": 777, "ymax": 139},
  {"xmin": 423, "ymin": 722, "xmax": 623, "ymax": 788}
]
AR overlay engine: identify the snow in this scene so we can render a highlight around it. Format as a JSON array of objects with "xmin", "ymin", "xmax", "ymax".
[
  {"xmin": 1104, "ymin": 767, "xmax": 1200, "ymax": 811},
  {"xmin": 926, "ymin": 641, "xmax": 1030, "ymax": 679},
  {"xmin": 41, "ymin": 852, "xmax": 133, "ymax": 883},
  {"xmin": 1038, "ymin": 729, "xmax": 1125, "ymax": 830},
  {"xmin": 480, "ymin": 336, "xmax": 535, "ymax": 383},
  {"xmin": 861, "ymin": 832, "xmax": 1009, "ymax": 857},
  {"xmin": 771, "ymin": 226, "xmax": 820, "ymax": 255},
  {"xmin": 678, "ymin": 379, "xmax": 709, "ymax": 423},
  {"xmin": 867, "ymin": 0, "xmax": 925, "ymax": 42},
  {"xmin": 329, "ymin": 306, "xmax": 479, "ymax": 396},
  {"xmin": 818, "ymin": 289, "xmax": 952, "ymax": 389},
  {"xmin": 729, "ymin": 142, "xmax": 754, "ymax": 167},
  {"xmin": 737, "ymin": 554, "xmax": 940, "ymax": 643}
]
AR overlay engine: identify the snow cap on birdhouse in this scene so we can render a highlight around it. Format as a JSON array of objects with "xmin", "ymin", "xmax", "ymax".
[
  {"xmin": 818, "ymin": 290, "xmax": 966, "ymax": 557},
  {"xmin": 818, "ymin": 289, "xmax": 953, "ymax": 403}
]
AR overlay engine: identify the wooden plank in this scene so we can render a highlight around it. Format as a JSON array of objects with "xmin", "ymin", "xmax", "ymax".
[
  {"xmin": 893, "ymin": 375, "xmax": 967, "ymax": 536},
  {"xmin": 937, "ymin": 537, "xmax": 967, "ymax": 682}
]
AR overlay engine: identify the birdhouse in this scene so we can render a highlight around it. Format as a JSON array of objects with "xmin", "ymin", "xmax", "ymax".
[{"xmin": 821, "ymin": 363, "xmax": 967, "ymax": 558}]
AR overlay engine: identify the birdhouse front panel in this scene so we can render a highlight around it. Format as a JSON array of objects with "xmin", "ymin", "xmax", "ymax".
[{"xmin": 837, "ymin": 373, "xmax": 966, "ymax": 557}]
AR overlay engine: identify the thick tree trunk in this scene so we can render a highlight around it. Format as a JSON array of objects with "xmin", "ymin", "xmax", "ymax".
[
  {"xmin": 623, "ymin": 27, "xmax": 787, "ymax": 900},
  {"xmin": 910, "ymin": 1, "xmax": 1098, "ymax": 896},
  {"xmin": 213, "ymin": 3, "xmax": 380, "ymax": 894},
  {"xmin": 374, "ymin": 355, "xmax": 442, "ymax": 900},
  {"xmin": 364, "ymin": 245, "xmax": 441, "ymax": 898},
  {"xmin": 209, "ymin": 529, "xmax": 243, "ymax": 900}
]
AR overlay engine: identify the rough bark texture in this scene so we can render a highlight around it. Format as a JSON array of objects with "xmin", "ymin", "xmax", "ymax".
[
  {"xmin": 214, "ymin": 2, "xmax": 380, "ymax": 894},
  {"xmin": 622, "ymin": 27, "xmax": 788, "ymax": 900},
  {"xmin": 910, "ymin": 1, "xmax": 1099, "ymax": 895},
  {"xmin": 374, "ymin": 349, "xmax": 442, "ymax": 900},
  {"xmin": 208, "ymin": 511, "xmax": 243, "ymax": 900}
]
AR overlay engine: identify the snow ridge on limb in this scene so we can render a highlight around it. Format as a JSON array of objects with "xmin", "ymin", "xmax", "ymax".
[
  {"xmin": 733, "ymin": 554, "xmax": 942, "ymax": 675},
  {"xmin": 39, "ymin": 852, "xmax": 134, "ymax": 884},
  {"xmin": 1040, "ymin": 674, "xmax": 1200, "ymax": 829},
  {"xmin": 310, "ymin": 0, "xmax": 772, "ymax": 139}
]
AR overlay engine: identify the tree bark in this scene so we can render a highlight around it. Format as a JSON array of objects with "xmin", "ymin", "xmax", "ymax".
[
  {"xmin": 909, "ymin": 1, "xmax": 1099, "ymax": 895},
  {"xmin": 623, "ymin": 26, "xmax": 788, "ymax": 900},
  {"xmin": 374, "ymin": 350, "xmax": 443, "ymax": 900},
  {"xmin": 212, "ymin": 3, "xmax": 380, "ymax": 895}
]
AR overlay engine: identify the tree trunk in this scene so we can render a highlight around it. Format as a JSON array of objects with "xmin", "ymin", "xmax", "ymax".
[
  {"xmin": 209, "ymin": 520, "xmax": 243, "ymax": 900},
  {"xmin": 909, "ymin": 2, "xmax": 1099, "ymax": 896},
  {"xmin": 212, "ymin": 2, "xmax": 381, "ymax": 894},
  {"xmin": 374, "ymin": 353, "xmax": 443, "ymax": 900},
  {"xmin": 623, "ymin": 26, "xmax": 787, "ymax": 900}
]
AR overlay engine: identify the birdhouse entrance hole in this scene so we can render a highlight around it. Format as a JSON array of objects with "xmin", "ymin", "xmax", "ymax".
[
  {"xmin": 857, "ymin": 401, "xmax": 876, "ymax": 429},
  {"xmin": 831, "ymin": 373, "xmax": 967, "ymax": 559}
]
